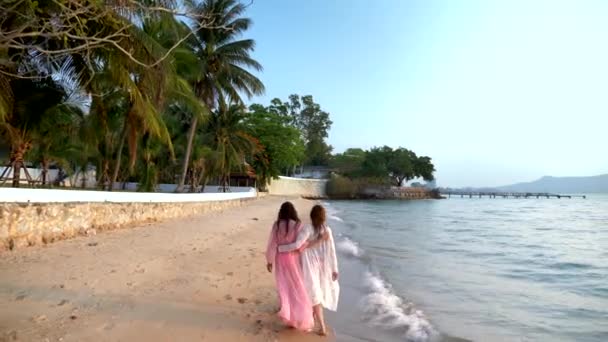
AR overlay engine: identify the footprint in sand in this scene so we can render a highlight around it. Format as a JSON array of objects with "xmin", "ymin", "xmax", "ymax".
[
  {"xmin": 237, "ymin": 297, "xmax": 248, "ymax": 304},
  {"xmin": 224, "ymin": 294, "xmax": 233, "ymax": 300},
  {"xmin": 32, "ymin": 315, "xmax": 47, "ymax": 323},
  {"xmin": 226, "ymin": 272, "xmax": 234, "ymax": 276},
  {"xmin": 3, "ymin": 330, "xmax": 18, "ymax": 341},
  {"xmin": 15, "ymin": 294, "xmax": 27, "ymax": 301}
]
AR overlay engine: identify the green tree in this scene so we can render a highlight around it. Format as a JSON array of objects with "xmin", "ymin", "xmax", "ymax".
[
  {"xmin": 0, "ymin": 77, "xmax": 67, "ymax": 187},
  {"xmin": 329, "ymin": 148, "xmax": 366, "ymax": 177},
  {"xmin": 1, "ymin": 1, "xmax": 207, "ymax": 189},
  {"xmin": 245, "ymin": 104, "xmax": 305, "ymax": 188},
  {"xmin": 357, "ymin": 146, "xmax": 435, "ymax": 186},
  {"xmin": 387, "ymin": 148, "xmax": 416, "ymax": 186},
  {"xmin": 29, "ymin": 100, "xmax": 85, "ymax": 186},
  {"xmin": 413, "ymin": 155, "xmax": 436, "ymax": 182},
  {"xmin": 268, "ymin": 95, "xmax": 333, "ymax": 166},
  {"xmin": 205, "ymin": 103, "xmax": 258, "ymax": 192},
  {"xmin": 360, "ymin": 146, "xmax": 392, "ymax": 180},
  {"xmin": 177, "ymin": 0, "xmax": 265, "ymax": 192}
]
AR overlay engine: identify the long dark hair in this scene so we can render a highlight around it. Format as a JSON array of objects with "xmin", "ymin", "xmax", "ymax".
[
  {"xmin": 310, "ymin": 205, "xmax": 327, "ymax": 240},
  {"xmin": 276, "ymin": 201, "xmax": 300, "ymax": 236}
]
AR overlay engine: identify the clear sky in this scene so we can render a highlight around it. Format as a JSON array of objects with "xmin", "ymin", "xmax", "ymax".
[{"xmin": 244, "ymin": 0, "xmax": 608, "ymax": 187}]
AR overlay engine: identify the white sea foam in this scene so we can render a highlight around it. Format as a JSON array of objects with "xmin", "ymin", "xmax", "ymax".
[
  {"xmin": 336, "ymin": 237, "xmax": 362, "ymax": 257},
  {"xmin": 329, "ymin": 214, "xmax": 344, "ymax": 222},
  {"xmin": 323, "ymin": 203, "xmax": 344, "ymax": 222},
  {"xmin": 360, "ymin": 272, "xmax": 436, "ymax": 342}
]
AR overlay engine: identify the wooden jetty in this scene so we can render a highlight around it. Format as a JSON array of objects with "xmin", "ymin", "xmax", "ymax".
[{"xmin": 440, "ymin": 191, "xmax": 586, "ymax": 199}]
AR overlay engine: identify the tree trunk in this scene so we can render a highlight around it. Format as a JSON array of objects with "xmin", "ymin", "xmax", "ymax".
[
  {"xmin": 110, "ymin": 125, "xmax": 128, "ymax": 191},
  {"xmin": 176, "ymin": 116, "xmax": 198, "ymax": 192},
  {"xmin": 41, "ymin": 157, "xmax": 49, "ymax": 186},
  {"xmin": 220, "ymin": 173, "xmax": 230, "ymax": 193},
  {"xmin": 11, "ymin": 161, "xmax": 21, "ymax": 188},
  {"xmin": 194, "ymin": 164, "xmax": 205, "ymax": 192},
  {"xmin": 10, "ymin": 142, "xmax": 30, "ymax": 188},
  {"xmin": 188, "ymin": 169, "xmax": 196, "ymax": 193},
  {"xmin": 99, "ymin": 159, "xmax": 110, "ymax": 190},
  {"xmin": 81, "ymin": 166, "xmax": 87, "ymax": 189}
]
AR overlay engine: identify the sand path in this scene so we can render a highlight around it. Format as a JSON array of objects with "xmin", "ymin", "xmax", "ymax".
[{"xmin": 0, "ymin": 196, "xmax": 333, "ymax": 341}]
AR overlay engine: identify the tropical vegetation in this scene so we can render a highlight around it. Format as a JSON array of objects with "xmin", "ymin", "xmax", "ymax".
[
  {"xmin": 326, "ymin": 146, "xmax": 436, "ymax": 199},
  {"xmin": 0, "ymin": 0, "xmax": 313, "ymax": 192},
  {"xmin": 0, "ymin": 0, "xmax": 433, "ymax": 193}
]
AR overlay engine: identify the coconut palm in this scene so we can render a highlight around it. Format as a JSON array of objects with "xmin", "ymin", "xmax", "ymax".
[
  {"xmin": 0, "ymin": 76, "xmax": 70, "ymax": 187},
  {"xmin": 1, "ymin": 1, "xmax": 192, "ymax": 189},
  {"xmin": 205, "ymin": 102, "xmax": 257, "ymax": 192},
  {"xmin": 176, "ymin": 0, "xmax": 265, "ymax": 192},
  {"xmin": 29, "ymin": 103, "xmax": 85, "ymax": 186}
]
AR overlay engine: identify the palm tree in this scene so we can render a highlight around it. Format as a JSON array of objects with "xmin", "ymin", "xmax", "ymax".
[
  {"xmin": 1, "ymin": 2, "xmax": 190, "ymax": 189},
  {"xmin": 205, "ymin": 102, "xmax": 257, "ymax": 192},
  {"xmin": 29, "ymin": 103, "xmax": 85, "ymax": 186},
  {"xmin": 0, "ymin": 76, "xmax": 68, "ymax": 187},
  {"xmin": 176, "ymin": 0, "xmax": 265, "ymax": 192},
  {"xmin": 189, "ymin": 145, "xmax": 217, "ymax": 192}
]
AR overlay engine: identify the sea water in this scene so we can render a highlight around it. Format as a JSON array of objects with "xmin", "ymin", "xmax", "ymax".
[{"xmin": 324, "ymin": 195, "xmax": 608, "ymax": 341}]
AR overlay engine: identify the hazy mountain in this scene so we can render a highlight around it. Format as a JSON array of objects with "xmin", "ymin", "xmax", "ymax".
[{"xmin": 497, "ymin": 174, "xmax": 608, "ymax": 193}]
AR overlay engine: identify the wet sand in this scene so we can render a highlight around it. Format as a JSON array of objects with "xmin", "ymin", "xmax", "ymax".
[{"xmin": 0, "ymin": 196, "xmax": 334, "ymax": 341}]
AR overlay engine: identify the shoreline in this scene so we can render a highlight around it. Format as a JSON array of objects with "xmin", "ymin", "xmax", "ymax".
[{"xmin": 0, "ymin": 196, "xmax": 334, "ymax": 341}]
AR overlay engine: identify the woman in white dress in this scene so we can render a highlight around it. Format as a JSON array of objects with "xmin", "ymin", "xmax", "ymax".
[{"xmin": 278, "ymin": 204, "xmax": 339, "ymax": 336}]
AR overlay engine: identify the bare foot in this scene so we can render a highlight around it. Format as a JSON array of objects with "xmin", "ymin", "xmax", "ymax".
[{"xmin": 317, "ymin": 329, "xmax": 327, "ymax": 336}]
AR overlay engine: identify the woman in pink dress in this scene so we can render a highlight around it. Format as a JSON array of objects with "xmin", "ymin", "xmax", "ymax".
[
  {"xmin": 278, "ymin": 205, "xmax": 339, "ymax": 336},
  {"xmin": 265, "ymin": 202, "xmax": 314, "ymax": 331}
]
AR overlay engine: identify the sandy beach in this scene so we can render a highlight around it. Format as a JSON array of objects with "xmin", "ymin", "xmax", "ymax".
[{"xmin": 0, "ymin": 196, "xmax": 334, "ymax": 341}]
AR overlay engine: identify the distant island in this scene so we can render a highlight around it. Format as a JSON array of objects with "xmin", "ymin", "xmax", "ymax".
[
  {"xmin": 497, "ymin": 174, "xmax": 608, "ymax": 193},
  {"xmin": 443, "ymin": 174, "xmax": 608, "ymax": 194}
]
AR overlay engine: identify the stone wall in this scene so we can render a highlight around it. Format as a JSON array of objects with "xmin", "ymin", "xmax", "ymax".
[
  {"xmin": 388, "ymin": 187, "xmax": 439, "ymax": 199},
  {"xmin": 358, "ymin": 185, "xmax": 439, "ymax": 199},
  {"xmin": 0, "ymin": 198, "xmax": 253, "ymax": 251},
  {"xmin": 267, "ymin": 176, "xmax": 327, "ymax": 198}
]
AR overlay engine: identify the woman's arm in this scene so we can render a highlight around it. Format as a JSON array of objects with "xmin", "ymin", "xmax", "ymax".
[
  {"xmin": 302, "ymin": 229, "xmax": 330, "ymax": 249},
  {"xmin": 277, "ymin": 224, "xmax": 311, "ymax": 253},
  {"xmin": 265, "ymin": 223, "xmax": 278, "ymax": 272}
]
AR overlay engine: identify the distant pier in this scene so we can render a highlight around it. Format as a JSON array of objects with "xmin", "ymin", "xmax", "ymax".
[{"xmin": 440, "ymin": 191, "xmax": 586, "ymax": 199}]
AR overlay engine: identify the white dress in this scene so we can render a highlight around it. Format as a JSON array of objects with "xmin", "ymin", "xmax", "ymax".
[{"xmin": 278, "ymin": 224, "xmax": 340, "ymax": 311}]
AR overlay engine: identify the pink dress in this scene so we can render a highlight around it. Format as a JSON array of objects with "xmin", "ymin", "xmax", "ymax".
[{"xmin": 266, "ymin": 220, "xmax": 314, "ymax": 331}]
